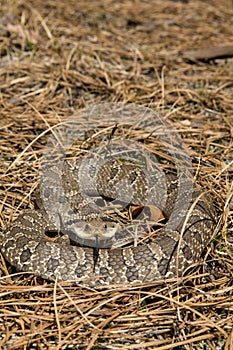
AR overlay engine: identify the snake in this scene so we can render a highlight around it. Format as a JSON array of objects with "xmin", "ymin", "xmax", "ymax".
[
  {"xmin": 0, "ymin": 156, "xmax": 216, "ymax": 286},
  {"xmin": 0, "ymin": 104, "xmax": 218, "ymax": 285}
]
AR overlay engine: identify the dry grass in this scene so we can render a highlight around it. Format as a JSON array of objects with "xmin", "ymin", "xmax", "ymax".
[{"xmin": 0, "ymin": 0, "xmax": 232, "ymax": 349}]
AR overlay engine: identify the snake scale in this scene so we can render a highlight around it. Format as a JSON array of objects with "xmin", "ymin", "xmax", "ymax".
[{"xmin": 1, "ymin": 157, "xmax": 216, "ymax": 286}]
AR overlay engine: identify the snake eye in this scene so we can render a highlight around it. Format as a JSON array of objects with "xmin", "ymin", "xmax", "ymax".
[{"xmin": 103, "ymin": 224, "xmax": 108, "ymax": 230}]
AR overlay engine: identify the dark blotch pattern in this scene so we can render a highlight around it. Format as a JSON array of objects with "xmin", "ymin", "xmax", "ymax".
[
  {"xmin": 20, "ymin": 248, "xmax": 31, "ymax": 263},
  {"xmin": 4, "ymin": 239, "xmax": 15, "ymax": 250},
  {"xmin": 182, "ymin": 243, "xmax": 193, "ymax": 261},
  {"xmin": 47, "ymin": 258, "xmax": 59, "ymax": 272},
  {"xmin": 157, "ymin": 257, "xmax": 170, "ymax": 275},
  {"xmin": 126, "ymin": 266, "xmax": 139, "ymax": 281},
  {"xmin": 16, "ymin": 236, "xmax": 30, "ymax": 249}
]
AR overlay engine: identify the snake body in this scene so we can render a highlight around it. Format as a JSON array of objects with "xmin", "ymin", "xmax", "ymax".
[{"xmin": 0, "ymin": 158, "xmax": 216, "ymax": 285}]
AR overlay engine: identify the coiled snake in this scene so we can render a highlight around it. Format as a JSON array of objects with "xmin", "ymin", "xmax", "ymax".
[{"xmin": 0, "ymin": 105, "xmax": 217, "ymax": 285}]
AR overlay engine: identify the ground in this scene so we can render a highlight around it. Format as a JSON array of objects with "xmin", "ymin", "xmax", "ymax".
[{"xmin": 0, "ymin": 0, "xmax": 232, "ymax": 349}]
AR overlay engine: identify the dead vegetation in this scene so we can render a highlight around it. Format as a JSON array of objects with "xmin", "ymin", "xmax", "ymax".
[{"xmin": 0, "ymin": 0, "xmax": 232, "ymax": 349}]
